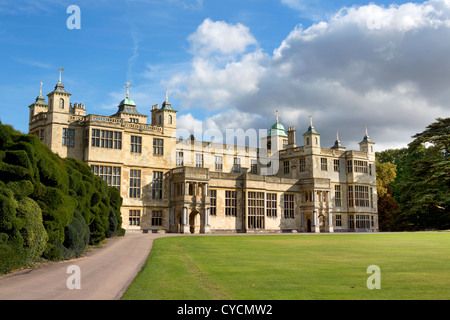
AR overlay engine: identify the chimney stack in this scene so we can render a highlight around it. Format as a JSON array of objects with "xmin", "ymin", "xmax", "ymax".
[{"xmin": 287, "ymin": 126, "xmax": 296, "ymax": 148}]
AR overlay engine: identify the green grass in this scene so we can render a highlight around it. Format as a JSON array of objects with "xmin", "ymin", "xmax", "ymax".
[{"xmin": 121, "ymin": 233, "xmax": 450, "ymax": 300}]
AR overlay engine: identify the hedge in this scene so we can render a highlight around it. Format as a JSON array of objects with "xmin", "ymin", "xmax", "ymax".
[{"xmin": 0, "ymin": 122, "xmax": 124, "ymax": 274}]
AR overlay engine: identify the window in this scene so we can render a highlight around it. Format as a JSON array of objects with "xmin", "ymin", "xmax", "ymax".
[
  {"xmin": 321, "ymin": 158, "xmax": 327, "ymax": 171},
  {"xmin": 91, "ymin": 165, "xmax": 121, "ymax": 190},
  {"xmin": 233, "ymin": 157, "xmax": 241, "ymax": 173},
  {"xmin": 284, "ymin": 194, "xmax": 294, "ymax": 219},
  {"xmin": 210, "ymin": 189, "xmax": 217, "ymax": 216},
  {"xmin": 335, "ymin": 185, "xmax": 341, "ymax": 207},
  {"xmin": 347, "ymin": 160, "xmax": 353, "ymax": 173},
  {"xmin": 101, "ymin": 130, "xmax": 113, "ymax": 148},
  {"xmin": 129, "ymin": 118, "xmax": 138, "ymax": 123},
  {"xmin": 131, "ymin": 136, "xmax": 142, "ymax": 153},
  {"xmin": 355, "ymin": 185, "xmax": 370, "ymax": 207},
  {"xmin": 152, "ymin": 171, "xmax": 163, "ymax": 200},
  {"xmin": 266, "ymin": 193, "xmax": 277, "ymax": 217},
  {"xmin": 39, "ymin": 130, "xmax": 45, "ymax": 142},
  {"xmin": 369, "ymin": 163, "xmax": 373, "ymax": 176},
  {"xmin": 152, "ymin": 210, "xmax": 162, "ymax": 226},
  {"xmin": 129, "ymin": 210, "xmax": 140, "ymax": 226},
  {"xmin": 215, "ymin": 156, "xmax": 223, "ymax": 171},
  {"xmin": 349, "ymin": 215, "xmax": 354, "ymax": 229},
  {"xmin": 334, "ymin": 159, "xmax": 340, "ymax": 172},
  {"xmin": 348, "ymin": 186, "xmax": 354, "ymax": 207},
  {"xmin": 62, "ymin": 128, "xmax": 75, "ymax": 147},
  {"xmin": 91, "ymin": 129, "xmax": 100, "ymax": 147},
  {"xmin": 250, "ymin": 160, "xmax": 257, "ymax": 174},
  {"xmin": 109, "ymin": 131, "xmax": 118, "ymax": 149},
  {"xmin": 248, "ymin": 192, "xmax": 264, "ymax": 229},
  {"xmin": 354, "ymin": 160, "xmax": 368, "ymax": 173},
  {"xmin": 348, "ymin": 185, "xmax": 370, "ymax": 207},
  {"xmin": 335, "ymin": 214, "xmax": 342, "ymax": 227},
  {"xmin": 59, "ymin": 98, "xmax": 64, "ymax": 109},
  {"xmin": 306, "ymin": 137, "xmax": 310, "ymax": 145},
  {"xmin": 283, "ymin": 139, "xmax": 288, "ymax": 149},
  {"xmin": 168, "ymin": 115, "xmax": 173, "ymax": 124},
  {"xmin": 283, "ymin": 161, "xmax": 290, "ymax": 174},
  {"xmin": 129, "ymin": 169, "xmax": 141, "ymax": 198},
  {"xmin": 153, "ymin": 138, "xmax": 164, "ymax": 155},
  {"xmin": 356, "ymin": 214, "xmax": 370, "ymax": 229},
  {"xmin": 299, "ymin": 158, "xmax": 306, "ymax": 172},
  {"xmin": 176, "ymin": 152, "xmax": 184, "ymax": 167},
  {"xmin": 225, "ymin": 190, "xmax": 237, "ymax": 216},
  {"xmin": 91, "ymin": 130, "xmax": 122, "ymax": 149},
  {"xmin": 370, "ymin": 187, "xmax": 374, "ymax": 208},
  {"xmin": 196, "ymin": 153, "xmax": 204, "ymax": 168}
]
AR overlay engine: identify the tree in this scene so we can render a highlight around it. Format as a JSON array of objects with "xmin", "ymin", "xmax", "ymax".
[
  {"xmin": 392, "ymin": 118, "xmax": 450, "ymax": 230},
  {"xmin": 375, "ymin": 118, "xmax": 450, "ymax": 230},
  {"xmin": 375, "ymin": 159, "xmax": 400, "ymax": 231}
]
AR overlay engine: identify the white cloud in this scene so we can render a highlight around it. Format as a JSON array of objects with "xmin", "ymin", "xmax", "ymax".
[
  {"xmin": 188, "ymin": 18, "xmax": 257, "ymax": 56},
  {"xmin": 168, "ymin": 1, "xmax": 450, "ymax": 151}
]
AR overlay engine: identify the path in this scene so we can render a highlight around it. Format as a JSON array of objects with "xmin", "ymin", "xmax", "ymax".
[{"xmin": 0, "ymin": 232, "xmax": 172, "ymax": 300}]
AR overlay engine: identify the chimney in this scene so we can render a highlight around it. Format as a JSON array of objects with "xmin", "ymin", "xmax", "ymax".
[{"xmin": 287, "ymin": 126, "xmax": 296, "ymax": 148}]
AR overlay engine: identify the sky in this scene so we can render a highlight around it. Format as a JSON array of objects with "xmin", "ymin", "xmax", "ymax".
[{"xmin": 0, "ymin": 0, "xmax": 449, "ymax": 151}]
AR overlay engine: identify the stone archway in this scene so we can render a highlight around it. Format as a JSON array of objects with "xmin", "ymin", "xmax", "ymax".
[
  {"xmin": 319, "ymin": 215, "xmax": 326, "ymax": 233},
  {"xmin": 189, "ymin": 210, "xmax": 200, "ymax": 234}
]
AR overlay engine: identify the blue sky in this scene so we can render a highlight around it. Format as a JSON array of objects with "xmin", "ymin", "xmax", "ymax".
[{"xmin": 0, "ymin": 0, "xmax": 447, "ymax": 151}]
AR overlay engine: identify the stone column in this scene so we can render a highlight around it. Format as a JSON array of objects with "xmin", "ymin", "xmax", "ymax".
[
  {"xmin": 181, "ymin": 207, "xmax": 190, "ymax": 233},
  {"xmin": 204, "ymin": 208, "xmax": 211, "ymax": 233},
  {"xmin": 327, "ymin": 210, "xmax": 334, "ymax": 233},
  {"xmin": 313, "ymin": 210, "xmax": 320, "ymax": 233}
]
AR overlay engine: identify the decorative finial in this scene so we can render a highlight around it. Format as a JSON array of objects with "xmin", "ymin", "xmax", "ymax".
[
  {"xmin": 59, "ymin": 68, "xmax": 64, "ymax": 83},
  {"xmin": 165, "ymin": 87, "xmax": 168, "ymax": 102},
  {"xmin": 365, "ymin": 125, "xmax": 368, "ymax": 137},
  {"xmin": 309, "ymin": 115, "xmax": 313, "ymax": 127},
  {"xmin": 336, "ymin": 130, "xmax": 339, "ymax": 141},
  {"xmin": 40, "ymin": 81, "xmax": 43, "ymax": 96},
  {"xmin": 125, "ymin": 82, "xmax": 131, "ymax": 98},
  {"xmin": 275, "ymin": 110, "xmax": 279, "ymax": 123}
]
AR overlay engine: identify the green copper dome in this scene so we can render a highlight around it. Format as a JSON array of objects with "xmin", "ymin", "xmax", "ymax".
[
  {"xmin": 111, "ymin": 96, "xmax": 145, "ymax": 117},
  {"xmin": 119, "ymin": 98, "xmax": 136, "ymax": 107},
  {"xmin": 268, "ymin": 122, "xmax": 288, "ymax": 137}
]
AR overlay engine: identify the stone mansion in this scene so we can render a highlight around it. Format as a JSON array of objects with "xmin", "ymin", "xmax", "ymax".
[{"xmin": 28, "ymin": 76, "xmax": 378, "ymax": 234}]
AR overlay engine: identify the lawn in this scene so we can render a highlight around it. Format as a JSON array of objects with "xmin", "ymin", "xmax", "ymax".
[{"xmin": 121, "ymin": 233, "xmax": 450, "ymax": 300}]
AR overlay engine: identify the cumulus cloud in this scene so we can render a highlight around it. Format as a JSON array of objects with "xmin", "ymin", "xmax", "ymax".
[
  {"xmin": 170, "ymin": 1, "xmax": 450, "ymax": 151},
  {"xmin": 187, "ymin": 18, "xmax": 257, "ymax": 56}
]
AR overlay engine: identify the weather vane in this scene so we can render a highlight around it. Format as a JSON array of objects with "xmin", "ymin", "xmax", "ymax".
[
  {"xmin": 59, "ymin": 68, "xmax": 64, "ymax": 83},
  {"xmin": 125, "ymin": 82, "xmax": 131, "ymax": 98}
]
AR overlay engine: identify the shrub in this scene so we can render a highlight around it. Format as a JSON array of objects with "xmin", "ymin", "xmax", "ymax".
[
  {"xmin": 0, "ymin": 122, "xmax": 124, "ymax": 273},
  {"xmin": 16, "ymin": 197, "xmax": 48, "ymax": 263},
  {"xmin": 63, "ymin": 209, "xmax": 90, "ymax": 259}
]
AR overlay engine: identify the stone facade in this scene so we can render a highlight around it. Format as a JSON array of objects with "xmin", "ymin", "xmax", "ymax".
[{"xmin": 28, "ymin": 79, "xmax": 378, "ymax": 234}]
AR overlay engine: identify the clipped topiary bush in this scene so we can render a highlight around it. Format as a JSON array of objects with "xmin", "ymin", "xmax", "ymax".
[
  {"xmin": 0, "ymin": 122, "xmax": 124, "ymax": 274},
  {"xmin": 16, "ymin": 197, "xmax": 48, "ymax": 264}
]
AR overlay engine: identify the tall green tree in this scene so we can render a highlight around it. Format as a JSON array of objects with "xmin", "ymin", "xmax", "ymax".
[
  {"xmin": 376, "ymin": 118, "xmax": 450, "ymax": 230},
  {"xmin": 375, "ymin": 159, "xmax": 402, "ymax": 230},
  {"xmin": 402, "ymin": 118, "xmax": 450, "ymax": 229}
]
